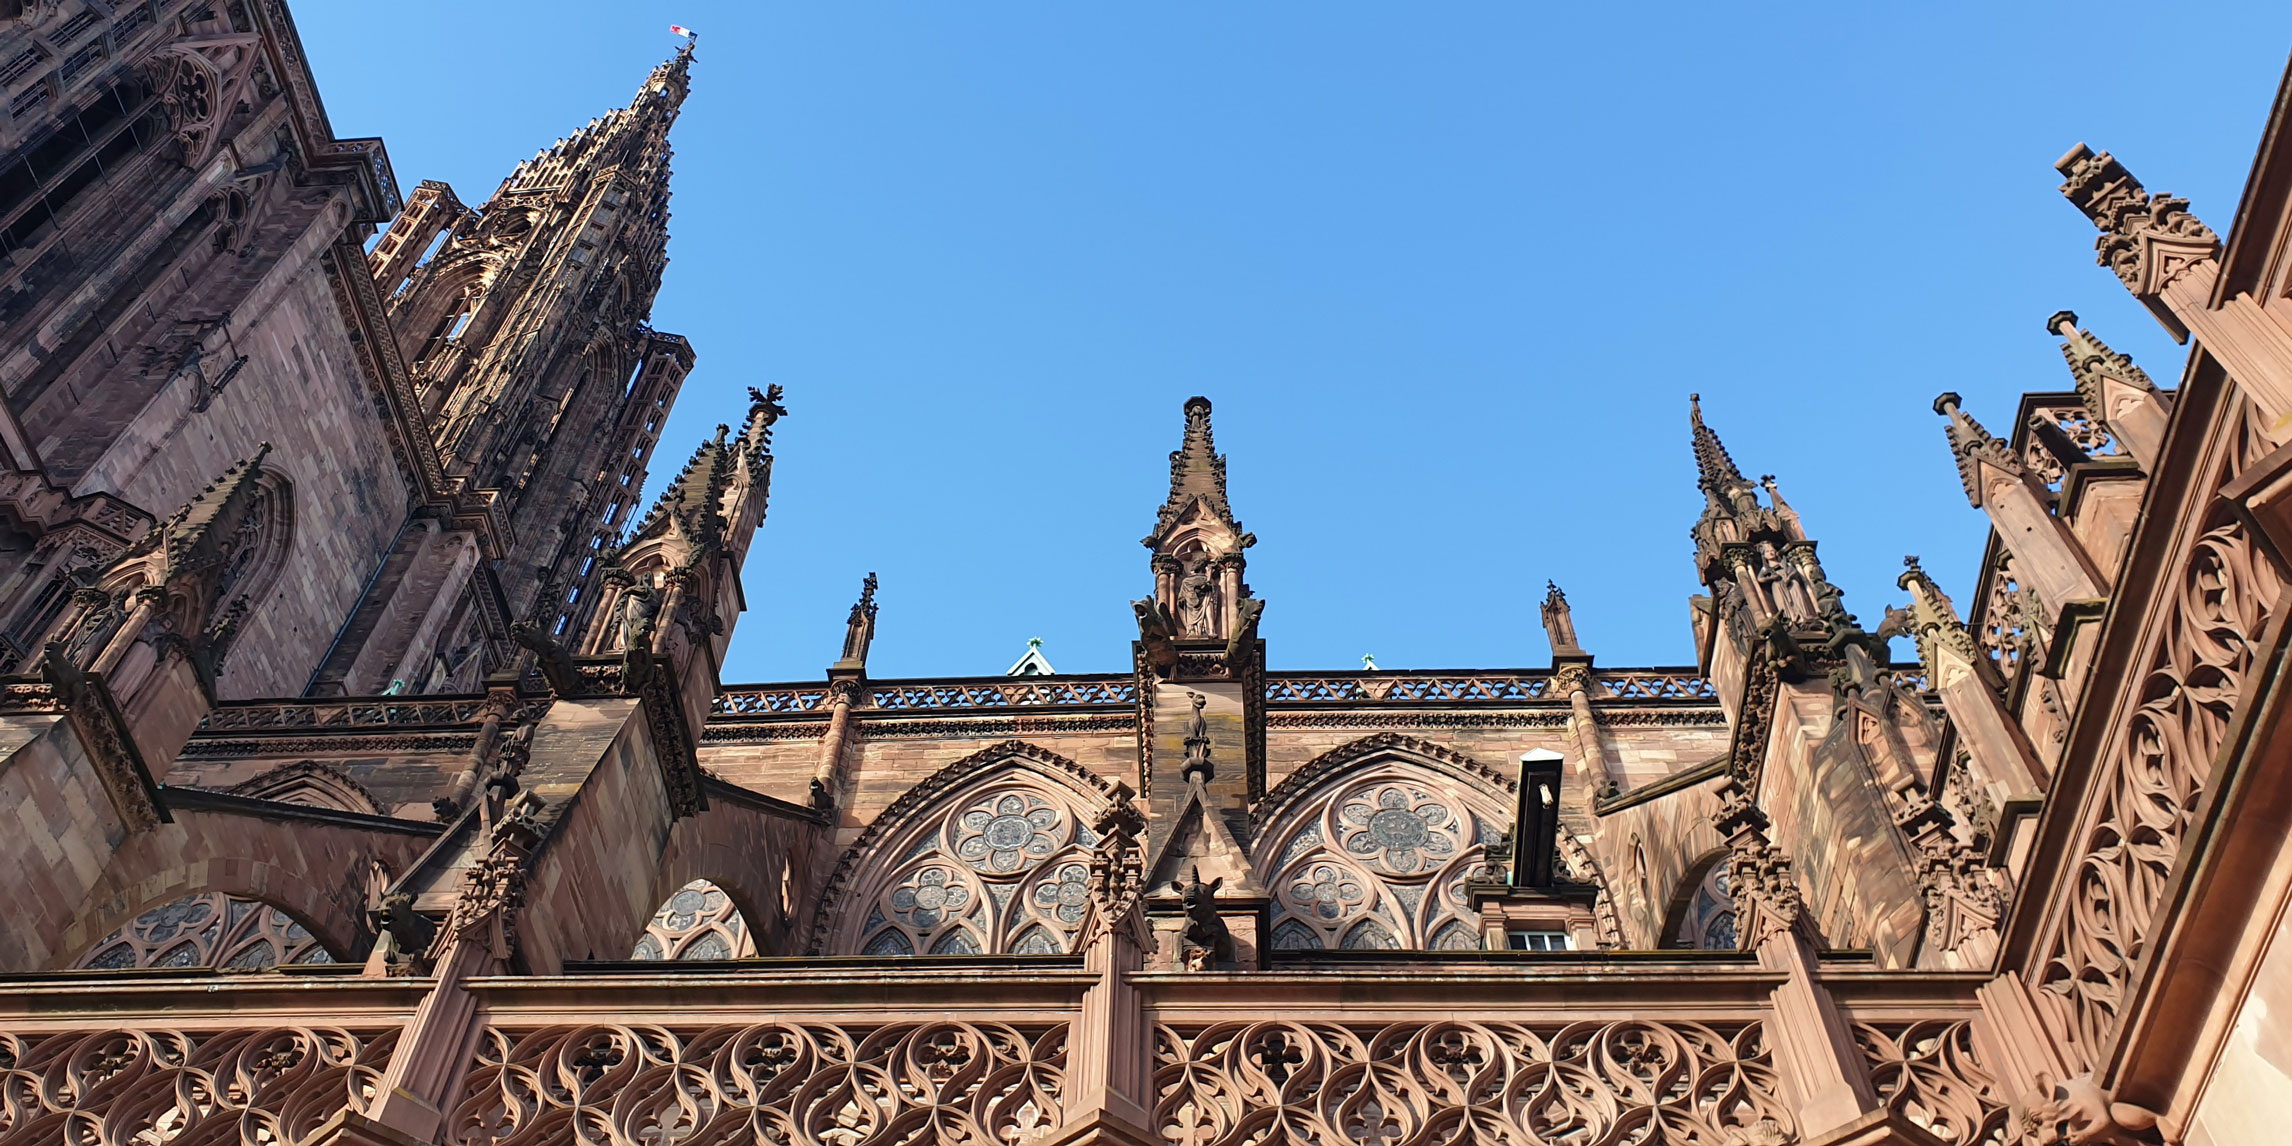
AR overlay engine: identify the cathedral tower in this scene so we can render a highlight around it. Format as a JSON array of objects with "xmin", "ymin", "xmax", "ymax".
[
  {"xmin": 306, "ymin": 46, "xmax": 704, "ymax": 695},
  {"xmin": 370, "ymin": 44, "xmax": 698, "ymax": 641}
]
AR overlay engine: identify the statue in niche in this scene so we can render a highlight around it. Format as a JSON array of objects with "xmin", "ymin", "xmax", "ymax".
[
  {"xmin": 1177, "ymin": 552, "xmax": 1220, "ymax": 637},
  {"xmin": 61, "ymin": 584, "xmax": 127, "ymax": 667}
]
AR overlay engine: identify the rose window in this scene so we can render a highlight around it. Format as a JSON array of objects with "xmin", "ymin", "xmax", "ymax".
[
  {"xmin": 955, "ymin": 793, "xmax": 1063, "ymax": 874},
  {"xmin": 1337, "ymin": 784, "xmax": 1460, "ymax": 875}
]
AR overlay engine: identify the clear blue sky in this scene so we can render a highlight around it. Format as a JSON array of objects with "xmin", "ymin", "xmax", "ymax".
[{"xmin": 295, "ymin": 3, "xmax": 2292, "ymax": 684}]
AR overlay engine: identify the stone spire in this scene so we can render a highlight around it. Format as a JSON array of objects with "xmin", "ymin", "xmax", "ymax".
[
  {"xmin": 144, "ymin": 442, "xmax": 273, "ymax": 580},
  {"xmin": 1541, "ymin": 581, "xmax": 1588, "ymax": 662},
  {"xmin": 720, "ymin": 385, "xmax": 785, "ymax": 568},
  {"xmin": 1140, "ymin": 397, "xmax": 1258, "ymax": 647},
  {"xmin": 1687, "ymin": 395, "xmax": 1801, "ymax": 586},
  {"xmin": 834, "ymin": 573, "xmax": 880, "ymax": 673},
  {"xmin": 1145, "ymin": 397, "xmax": 1245, "ymax": 552},
  {"xmin": 1690, "ymin": 393, "xmax": 1755, "ymax": 510},
  {"xmin": 627, "ymin": 426, "xmax": 733, "ymax": 554},
  {"xmin": 373, "ymin": 45, "xmax": 704, "ymax": 644},
  {"xmin": 1932, "ymin": 393, "xmax": 2020, "ymax": 509},
  {"xmin": 2048, "ymin": 311, "xmax": 2171, "ymax": 469}
]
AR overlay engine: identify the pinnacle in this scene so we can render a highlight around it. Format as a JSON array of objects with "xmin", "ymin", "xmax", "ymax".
[
  {"xmin": 1146, "ymin": 395, "xmax": 1241, "ymax": 548},
  {"xmin": 1688, "ymin": 393, "xmax": 1747, "ymax": 496}
]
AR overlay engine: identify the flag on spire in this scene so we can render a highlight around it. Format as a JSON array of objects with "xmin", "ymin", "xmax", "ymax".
[{"xmin": 669, "ymin": 24, "xmax": 696, "ymax": 38}]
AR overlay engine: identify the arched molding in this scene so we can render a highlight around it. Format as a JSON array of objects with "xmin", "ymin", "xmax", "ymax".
[
  {"xmin": 56, "ymin": 856, "xmax": 358, "ymax": 972},
  {"xmin": 224, "ymin": 761, "xmax": 383, "ymax": 816},
  {"xmin": 1251, "ymin": 733, "xmax": 1517, "ymax": 836},
  {"xmin": 1660, "ymin": 849, "xmax": 1738, "ymax": 950},
  {"xmin": 807, "ymin": 740, "xmax": 1118, "ymax": 955},
  {"xmin": 1558, "ymin": 832, "xmax": 1628, "ymax": 949}
]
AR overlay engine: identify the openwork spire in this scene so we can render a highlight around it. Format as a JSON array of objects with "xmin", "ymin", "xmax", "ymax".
[
  {"xmin": 504, "ymin": 43, "xmax": 692, "ymax": 197},
  {"xmin": 1146, "ymin": 396, "xmax": 1244, "ymax": 550}
]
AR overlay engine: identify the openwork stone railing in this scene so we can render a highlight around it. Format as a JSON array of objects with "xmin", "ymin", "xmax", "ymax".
[
  {"xmin": 2029, "ymin": 385, "xmax": 2284, "ymax": 1068},
  {"xmin": 0, "ymin": 1026, "xmax": 396, "ymax": 1144},
  {"xmin": 1854, "ymin": 1020, "xmax": 2010, "ymax": 1145},
  {"xmin": 714, "ymin": 676, "xmax": 1140, "ymax": 716},
  {"xmin": 448, "ymin": 1021, "xmax": 1070, "ymax": 1145},
  {"xmin": 1153, "ymin": 1018, "xmax": 1793, "ymax": 1145},
  {"xmin": 1263, "ymin": 670, "xmax": 1715, "ymax": 703},
  {"xmin": 0, "ymin": 999, "xmax": 2013, "ymax": 1145},
  {"xmin": 201, "ymin": 698, "xmax": 505, "ymax": 731}
]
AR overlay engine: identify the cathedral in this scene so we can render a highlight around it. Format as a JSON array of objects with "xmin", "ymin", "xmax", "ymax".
[{"xmin": 2, "ymin": 4, "xmax": 2290, "ymax": 1145}]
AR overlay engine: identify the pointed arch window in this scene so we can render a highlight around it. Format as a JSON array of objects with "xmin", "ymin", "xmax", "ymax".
[
  {"xmin": 837, "ymin": 770, "xmax": 1103, "ymax": 957},
  {"xmin": 1673, "ymin": 859, "xmax": 1737, "ymax": 950},
  {"xmin": 75, "ymin": 893, "xmax": 335, "ymax": 970},
  {"xmin": 631, "ymin": 879, "xmax": 757, "ymax": 961},
  {"xmin": 1256, "ymin": 762, "xmax": 1507, "ymax": 952}
]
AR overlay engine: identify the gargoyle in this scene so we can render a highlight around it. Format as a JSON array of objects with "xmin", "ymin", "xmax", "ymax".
[
  {"xmin": 510, "ymin": 620, "xmax": 584, "ymax": 696},
  {"xmin": 2008, "ymin": 1071, "xmax": 2165, "ymax": 1146},
  {"xmin": 1222, "ymin": 597, "xmax": 1265, "ymax": 671},
  {"xmin": 371, "ymin": 892, "xmax": 437, "ymax": 972},
  {"xmin": 1179, "ymin": 867, "xmax": 1233, "ymax": 971},
  {"xmin": 1133, "ymin": 599, "xmax": 1177, "ymax": 674}
]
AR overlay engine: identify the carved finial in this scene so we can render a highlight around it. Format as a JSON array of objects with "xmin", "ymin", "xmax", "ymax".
[
  {"xmin": 1933, "ymin": 393, "xmax": 2018, "ymax": 507},
  {"xmin": 1689, "ymin": 394, "xmax": 1754, "ymax": 511},
  {"xmin": 837, "ymin": 572, "xmax": 879, "ymax": 669},
  {"xmin": 1541, "ymin": 580, "xmax": 1585, "ymax": 659}
]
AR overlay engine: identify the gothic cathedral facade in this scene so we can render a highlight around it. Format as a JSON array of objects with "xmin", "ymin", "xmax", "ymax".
[{"xmin": 3, "ymin": 4, "xmax": 2292, "ymax": 1145}]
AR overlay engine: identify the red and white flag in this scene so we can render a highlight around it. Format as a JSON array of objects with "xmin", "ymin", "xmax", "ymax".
[{"xmin": 669, "ymin": 24, "xmax": 696, "ymax": 38}]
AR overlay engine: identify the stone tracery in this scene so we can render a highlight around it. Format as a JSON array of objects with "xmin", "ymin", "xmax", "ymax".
[
  {"xmin": 1255, "ymin": 761, "xmax": 1507, "ymax": 952},
  {"xmin": 72, "ymin": 892, "xmax": 335, "ymax": 970},
  {"xmin": 831, "ymin": 765, "xmax": 1106, "ymax": 957}
]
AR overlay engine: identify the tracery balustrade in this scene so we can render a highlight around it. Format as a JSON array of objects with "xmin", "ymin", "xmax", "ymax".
[
  {"xmin": 445, "ymin": 1021, "xmax": 1068, "ymax": 1146},
  {"xmin": 2031, "ymin": 389, "xmax": 2285, "ymax": 1069},
  {"xmin": 1852, "ymin": 1021, "xmax": 2011, "ymax": 1146},
  {"xmin": 1152, "ymin": 1018, "xmax": 1796, "ymax": 1146},
  {"xmin": 0, "ymin": 1026, "xmax": 394, "ymax": 1146},
  {"xmin": 1255, "ymin": 764, "xmax": 1509, "ymax": 952},
  {"xmin": 73, "ymin": 892, "xmax": 336, "ymax": 970}
]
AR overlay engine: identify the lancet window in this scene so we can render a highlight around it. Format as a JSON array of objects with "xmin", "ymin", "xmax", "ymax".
[
  {"xmin": 1255, "ymin": 762, "xmax": 1508, "ymax": 952},
  {"xmin": 75, "ymin": 893, "xmax": 334, "ymax": 970},
  {"xmin": 839, "ymin": 769, "xmax": 1103, "ymax": 957},
  {"xmin": 631, "ymin": 879, "xmax": 756, "ymax": 961}
]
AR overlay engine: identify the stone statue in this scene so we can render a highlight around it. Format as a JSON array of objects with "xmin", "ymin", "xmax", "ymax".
[
  {"xmin": 1179, "ymin": 868, "xmax": 1232, "ymax": 971},
  {"xmin": 1177, "ymin": 553, "xmax": 1219, "ymax": 637}
]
